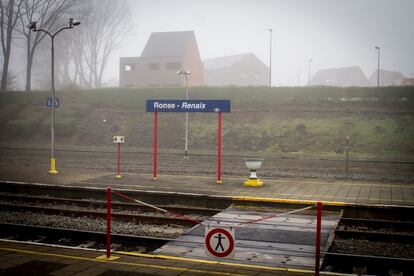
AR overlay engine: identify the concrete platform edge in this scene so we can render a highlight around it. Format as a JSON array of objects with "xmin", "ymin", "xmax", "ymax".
[{"xmin": 3, "ymin": 180, "xmax": 413, "ymax": 209}]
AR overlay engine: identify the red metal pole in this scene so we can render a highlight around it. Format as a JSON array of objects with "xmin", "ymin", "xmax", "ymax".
[
  {"xmin": 315, "ymin": 201, "xmax": 322, "ymax": 276},
  {"xmin": 153, "ymin": 112, "xmax": 157, "ymax": 180},
  {"xmin": 106, "ymin": 187, "xmax": 112, "ymax": 258},
  {"xmin": 217, "ymin": 112, "xmax": 222, "ymax": 184},
  {"xmin": 117, "ymin": 143, "xmax": 121, "ymax": 177}
]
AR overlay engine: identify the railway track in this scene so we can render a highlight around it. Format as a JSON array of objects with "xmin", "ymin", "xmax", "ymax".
[
  {"xmin": 323, "ymin": 252, "xmax": 414, "ymax": 275},
  {"xmin": 1, "ymin": 145, "xmax": 413, "ymax": 165},
  {"xmin": 322, "ymin": 217, "xmax": 414, "ymax": 274},
  {"xmin": 0, "ymin": 193, "xmax": 220, "ymax": 227},
  {"xmin": 336, "ymin": 217, "xmax": 414, "ymax": 242},
  {"xmin": 0, "ymin": 203, "xmax": 199, "ymax": 227},
  {"xmin": 0, "ymin": 191, "xmax": 221, "ymax": 250},
  {"xmin": 0, "ymin": 193, "xmax": 219, "ymax": 216},
  {"xmin": 0, "ymin": 223, "xmax": 171, "ymax": 252},
  {"xmin": 2, "ymin": 145, "xmax": 413, "ymax": 183}
]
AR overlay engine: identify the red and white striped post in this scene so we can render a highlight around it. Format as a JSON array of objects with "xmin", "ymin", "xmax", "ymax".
[
  {"xmin": 315, "ymin": 201, "xmax": 322, "ymax": 276},
  {"xmin": 106, "ymin": 187, "xmax": 112, "ymax": 258},
  {"xmin": 153, "ymin": 112, "xmax": 158, "ymax": 180},
  {"xmin": 116, "ymin": 143, "xmax": 121, "ymax": 178},
  {"xmin": 113, "ymin": 136, "xmax": 124, "ymax": 179},
  {"xmin": 217, "ymin": 112, "xmax": 222, "ymax": 184}
]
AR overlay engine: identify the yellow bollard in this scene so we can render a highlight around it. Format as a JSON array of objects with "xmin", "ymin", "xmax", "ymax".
[
  {"xmin": 49, "ymin": 158, "xmax": 58, "ymax": 175},
  {"xmin": 244, "ymin": 178, "xmax": 263, "ymax": 187},
  {"xmin": 243, "ymin": 158, "xmax": 264, "ymax": 187}
]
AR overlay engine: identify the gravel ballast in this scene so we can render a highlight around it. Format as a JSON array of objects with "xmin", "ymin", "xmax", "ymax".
[{"xmin": 0, "ymin": 211, "xmax": 187, "ymax": 239}]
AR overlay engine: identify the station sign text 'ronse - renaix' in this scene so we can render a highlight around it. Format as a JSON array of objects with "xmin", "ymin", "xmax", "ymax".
[{"xmin": 146, "ymin": 100, "xmax": 230, "ymax": 113}]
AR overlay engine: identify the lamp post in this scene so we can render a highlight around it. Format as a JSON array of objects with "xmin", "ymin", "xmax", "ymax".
[
  {"xmin": 177, "ymin": 69, "xmax": 191, "ymax": 158},
  {"xmin": 308, "ymin": 59, "xmax": 312, "ymax": 86},
  {"xmin": 268, "ymin": 28, "xmax": 272, "ymax": 86},
  {"xmin": 374, "ymin": 46, "xmax": 380, "ymax": 87},
  {"xmin": 27, "ymin": 19, "xmax": 80, "ymax": 174}
]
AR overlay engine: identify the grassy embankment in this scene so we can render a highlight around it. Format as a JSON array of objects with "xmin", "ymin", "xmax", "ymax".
[{"xmin": 0, "ymin": 86, "xmax": 413, "ymax": 160}]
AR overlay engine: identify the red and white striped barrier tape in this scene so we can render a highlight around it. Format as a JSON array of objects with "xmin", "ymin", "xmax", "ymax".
[
  {"xmin": 113, "ymin": 190, "xmax": 315, "ymax": 228},
  {"xmin": 112, "ymin": 190, "xmax": 202, "ymax": 225},
  {"xmin": 236, "ymin": 205, "xmax": 315, "ymax": 226},
  {"xmin": 203, "ymin": 205, "xmax": 316, "ymax": 228}
]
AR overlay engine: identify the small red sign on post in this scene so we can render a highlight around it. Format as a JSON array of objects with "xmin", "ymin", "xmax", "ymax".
[{"xmin": 205, "ymin": 226, "xmax": 235, "ymax": 258}]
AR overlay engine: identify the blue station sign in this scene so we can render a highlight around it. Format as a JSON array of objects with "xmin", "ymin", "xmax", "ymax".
[{"xmin": 146, "ymin": 100, "xmax": 230, "ymax": 113}]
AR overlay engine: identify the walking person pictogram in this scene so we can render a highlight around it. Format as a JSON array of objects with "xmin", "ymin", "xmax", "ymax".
[
  {"xmin": 205, "ymin": 227, "xmax": 235, "ymax": 258},
  {"xmin": 214, "ymin": 233, "xmax": 226, "ymax": 251}
]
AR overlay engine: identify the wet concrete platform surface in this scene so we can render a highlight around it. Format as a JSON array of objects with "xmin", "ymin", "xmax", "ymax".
[{"xmin": 156, "ymin": 205, "xmax": 340, "ymax": 271}]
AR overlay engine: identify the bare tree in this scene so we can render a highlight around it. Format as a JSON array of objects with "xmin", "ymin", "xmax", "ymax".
[
  {"xmin": 0, "ymin": 69, "xmax": 16, "ymax": 90},
  {"xmin": 74, "ymin": 0, "xmax": 131, "ymax": 88},
  {"xmin": 16, "ymin": 0, "xmax": 131, "ymax": 90},
  {"xmin": 0, "ymin": 0, "xmax": 24, "ymax": 91},
  {"xmin": 19, "ymin": 0, "xmax": 73, "ymax": 91},
  {"xmin": 53, "ymin": 1, "xmax": 89, "ymax": 89}
]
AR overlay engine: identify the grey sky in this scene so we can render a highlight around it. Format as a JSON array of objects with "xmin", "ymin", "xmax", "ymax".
[{"xmin": 110, "ymin": 0, "xmax": 414, "ymax": 86}]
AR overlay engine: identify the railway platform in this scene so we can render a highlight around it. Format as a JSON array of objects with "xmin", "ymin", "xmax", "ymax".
[
  {"xmin": 0, "ymin": 240, "xmax": 329, "ymax": 276},
  {"xmin": 0, "ymin": 146, "xmax": 413, "ymax": 207},
  {"xmin": 1, "ymin": 162, "xmax": 413, "ymax": 206},
  {"xmin": 82, "ymin": 172, "xmax": 414, "ymax": 207}
]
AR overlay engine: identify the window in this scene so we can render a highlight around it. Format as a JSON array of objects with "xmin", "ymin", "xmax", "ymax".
[
  {"xmin": 148, "ymin": 63, "xmax": 160, "ymax": 70},
  {"xmin": 124, "ymin": 64, "xmax": 135, "ymax": 71},
  {"xmin": 166, "ymin": 62, "xmax": 181, "ymax": 70}
]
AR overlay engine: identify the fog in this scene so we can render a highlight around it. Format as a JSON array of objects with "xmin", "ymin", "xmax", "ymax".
[{"xmin": 108, "ymin": 0, "xmax": 414, "ymax": 86}]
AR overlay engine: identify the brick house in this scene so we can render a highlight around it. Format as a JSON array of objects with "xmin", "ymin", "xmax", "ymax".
[{"xmin": 120, "ymin": 31, "xmax": 203, "ymax": 87}]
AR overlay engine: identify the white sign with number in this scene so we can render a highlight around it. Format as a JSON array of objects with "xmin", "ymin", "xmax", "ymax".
[
  {"xmin": 113, "ymin": 136, "xmax": 125, "ymax": 143},
  {"xmin": 204, "ymin": 226, "xmax": 235, "ymax": 259}
]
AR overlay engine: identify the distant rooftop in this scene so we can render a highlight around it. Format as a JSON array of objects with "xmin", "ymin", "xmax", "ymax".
[
  {"xmin": 141, "ymin": 31, "xmax": 197, "ymax": 57},
  {"xmin": 204, "ymin": 53, "xmax": 256, "ymax": 70},
  {"xmin": 311, "ymin": 66, "xmax": 371, "ymax": 87},
  {"xmin": 369, "ymin": 69, "xmax": 405, "ymax": 86}
]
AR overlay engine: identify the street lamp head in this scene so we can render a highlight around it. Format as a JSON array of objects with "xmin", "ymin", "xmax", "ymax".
[
  {"xmin": 69, "ymin": 18, "xmax": 81, "ymax": 28},
  {"xmin": 269, "ymin": 28, "xmax": 272, "ymax": 32},
  {"xmin": 26, "ymin": 21, "xmax": 37, "ymax": 31},
  {"xmin": 176, "ymin": 70, "xmax": 191, "ymax": 76},
  {"xmin": 375, "ymin": 46, "xmax": 380, "ymax": 50}
]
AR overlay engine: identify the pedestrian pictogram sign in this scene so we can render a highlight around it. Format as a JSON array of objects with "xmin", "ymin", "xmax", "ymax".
[
  {"xmin": 205, "ymin": 226, "xmax": 235, "ymax": 258},
  {"xmin": 113, "ymin": 136, "xmax": 125, "ymax": 143},
  {"xmin": 46, "ymin": 97, "xmax": 59, "ymax": 108}
]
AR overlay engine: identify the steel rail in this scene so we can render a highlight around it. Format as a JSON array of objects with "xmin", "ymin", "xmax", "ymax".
[
  {"xmin": 323, "ymin": 252, "xmax": 414, "ymax": 273},
  {"xmin": 0, "ymin": 203, "xmax": 199, "ymax": 227},
  {"xmin": 1, "ymin": 145, "xmax": 413, "ymax": 165},
  {"xmin": 339, "ymin": 217, "xmax": 414, "ymax": 230},
  {"xmin": 0, "ymin": 222, "xmax": 171, "ymax": 251},
  {"xmin": 334, "ymin": 229, "xmax": 414, "ymax": 243},
  {"xmin": 0, "ymin": 193, "xmax": 220, "ymax": 216}
]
